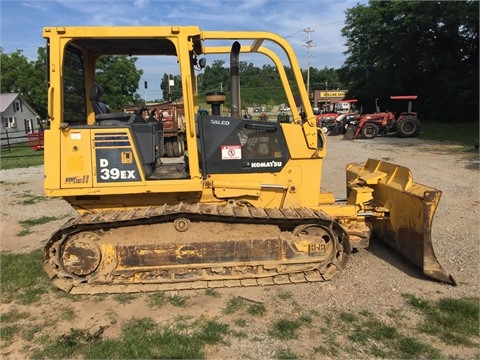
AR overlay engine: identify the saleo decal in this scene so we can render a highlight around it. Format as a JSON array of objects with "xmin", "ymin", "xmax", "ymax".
[
  {"xmin": 250, "ymin": 161, "xmax": 283, "ymax": 168},
  {"xmin": 210, "ymin": 119, "xmax": 230, "ymax": 126}
]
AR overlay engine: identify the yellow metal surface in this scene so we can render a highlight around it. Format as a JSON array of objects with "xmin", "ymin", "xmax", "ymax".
[
  {"xmin": 347, "ymin": 159, "xmax": 455, "ymax": 285},
  {"xmin": 42, "ymin": 26, "xmax": 454, "ymax": 293},
  {"xmin": 60, "ymin": 129, "xmax": 92, "ymax": 188}
]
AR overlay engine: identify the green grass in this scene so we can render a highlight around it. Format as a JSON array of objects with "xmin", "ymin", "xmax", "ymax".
[
  {"xmin": 2, "ymin": 320, "xmax": 43, "ymax": 349},
  {"xmin": 276, "ymin": 348, "xmax": 299, "ymax": 360},
  {"xmin": 30, "ymin": 316, "xmax": 229, "ymax": 359},
  {"xmin": 275, "ymin": 289, "xmax": 293, "ymax": 300},
  {"xmin": 403, "ymin": 294, "xmax": 479, "ymax": 346},
  {"xmin": 0, "ymin": 144, "xmax": 44, "ymax": 170},
  {"xmin": 337, "ymin": 308, "xmax": 441, "ymax": 359},
  {"xmin": 60, "ymin": 308, "xmax": 77, "ymax": 321},
  {"xmin": 1, "ymin": 249, "xmax": 479, "ymax": 359},
  {"xmin": 0, "ymin": 249, "xmax": 50, "ymax": 304},
  {"xmin": 247, "ymin": 303, "xmax": 266, "ymax": 316},
  {"xmin": 145, "ymin": 291, "xmax": 190, "ymax": 308},
  {"xmin": 114, "ymin": 293, "xmax": 138, "ymax": 304},
  {"xmin": 419, "ymin": 122, "xmax": 479, "ymax": 148},
  {"xmin": 15, "ymin": 192, "xmax": 48, "ymax": 205},
  {"xmin": 204, "ymin": 288, "xmax": 221, "ymax": 297},
  {"xmin": 0, "ymin": 309, "xmax": 30, "ymax": 323},
  {"xmin": 268, "ymin": 317, "xmax": 311, "ymax": 340},
  {"xmin": 16, "ymin": 216, "xmax": 60, "ymax": 237},
  {"xmin": 19, "ymin": 216, "xmax": 58, "ymax": 227},
  {"xmin": 222, "ymin": 296, "xmax": 245, "ymax": 314}
]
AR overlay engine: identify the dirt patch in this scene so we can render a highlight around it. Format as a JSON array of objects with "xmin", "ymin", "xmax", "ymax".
[{"xmin": 1, "ymin": 136, "xmax": 479, "ymax": 359}]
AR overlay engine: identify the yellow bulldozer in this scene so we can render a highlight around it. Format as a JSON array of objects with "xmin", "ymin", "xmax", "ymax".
[{"xmin": 42, "ymin": 26, "xmax": 455, "ymax": 294}]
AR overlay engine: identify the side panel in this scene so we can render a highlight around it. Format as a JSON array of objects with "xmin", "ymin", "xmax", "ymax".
[
  {"xmin": 60, "ymin": 129, "xmax": 93, "ymax": 188},
  {"xmin": 199, "ymin": 115, "xmax": 289, "ymax": 174},
  {"xmin": 92, "ymin": 128, "xmax": 144, "ymax": 186}
]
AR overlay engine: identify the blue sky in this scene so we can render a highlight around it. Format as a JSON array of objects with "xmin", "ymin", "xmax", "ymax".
[{"xmin": 1, "ymin": 0, "xmax": 365, "ymax": 99}]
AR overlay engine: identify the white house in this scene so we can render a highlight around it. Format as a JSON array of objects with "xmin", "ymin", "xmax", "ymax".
[{"xmin": 1, "ymin": 93, "xmax": 41, "ymax": 145}]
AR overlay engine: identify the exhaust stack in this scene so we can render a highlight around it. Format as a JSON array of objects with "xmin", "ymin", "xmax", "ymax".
[{"xmin": 230, "ymin": 41, "xmax": 241, "ymax": 118}]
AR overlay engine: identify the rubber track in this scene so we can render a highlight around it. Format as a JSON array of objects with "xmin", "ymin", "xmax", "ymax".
[{"xmin": 44, "ymin": 202, "xmax": 350, "ymax": 294}]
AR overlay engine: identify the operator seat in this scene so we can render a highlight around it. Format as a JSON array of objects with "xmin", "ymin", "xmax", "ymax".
[
  {"xmin": 89, "ymin": 83, "xmax": 134, "ymax": 124},
  {"xmin": 89, "ymin": 83, "xmax": 110, "ymax": 115}
]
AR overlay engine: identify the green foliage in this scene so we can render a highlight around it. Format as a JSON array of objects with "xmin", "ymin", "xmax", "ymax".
[
  {"xmin": 96, "ymin": 55, "xmax": 143, "ymax": 111},
  {"xmin": 340, "ymin": 1, "xmax": 479, "ymax": 123},
  {"xmin": 198, "ymin": 59, "xmax": 343, "ymax": 109},
  {"xmin": 419, "ymin": 122, "xmax": 479, "ymax": 148},
  {"xmin": 0, "ymin": 48, "xmax": 47, "ymax": 119},
  {"xmin": 0, "ymin": 48, "xmax": 143, "ymax": 119},
  {"xmin": 161, "ymin": 73, "xmax": 183, "ymax": 101}
]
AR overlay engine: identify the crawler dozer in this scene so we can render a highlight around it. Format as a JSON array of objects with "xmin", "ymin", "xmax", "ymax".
[{"xmin": 42, "ymin": 26, "xmax": 455, "ymax": 294}]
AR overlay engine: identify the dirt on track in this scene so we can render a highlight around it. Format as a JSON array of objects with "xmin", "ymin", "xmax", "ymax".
[{"xmin": 0, "ymin": 135, "xmax": 479, "ymax": 359}]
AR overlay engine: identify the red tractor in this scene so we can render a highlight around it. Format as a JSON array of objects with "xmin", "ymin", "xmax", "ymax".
[{"xmin": 344, "ymin": 96, "xmax": 421, "ymax": 140}]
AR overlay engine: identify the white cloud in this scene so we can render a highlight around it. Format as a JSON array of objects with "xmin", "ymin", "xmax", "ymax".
[{"xmin": 1, "ymin": 0, "xmax": 366, "ymax": 78}]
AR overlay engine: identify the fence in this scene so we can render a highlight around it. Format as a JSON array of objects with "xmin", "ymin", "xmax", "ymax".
[{"xmin": 1, "ymin": 129, "xmax": 45, "ymax": 154}]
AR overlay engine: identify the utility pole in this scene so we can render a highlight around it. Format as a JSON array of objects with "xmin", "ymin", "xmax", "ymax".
[
  {"xmin": 325, "ymin": 81, "xmax": 328, "ymax": 111},
  {"xmin": 144, "ymin": 80, "xmax": 148, "ymax": 104},
  {"xmin": 302, "ymin": 27, "xmax": 315, "ymax": 100}
]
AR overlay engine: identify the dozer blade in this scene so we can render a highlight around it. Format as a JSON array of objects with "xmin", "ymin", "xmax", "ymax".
[
  {"xmin": 342, "ymin": 126, "xmax": 355, "ymax": 140},
  {"xmin": 346, "ymin": 159, "xmax": 456, "ymax": 285}
]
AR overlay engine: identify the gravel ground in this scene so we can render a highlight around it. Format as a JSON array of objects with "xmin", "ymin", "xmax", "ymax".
[{"xmin": 0, "ymin": 135, "xmax": 479, "ymax": 359}]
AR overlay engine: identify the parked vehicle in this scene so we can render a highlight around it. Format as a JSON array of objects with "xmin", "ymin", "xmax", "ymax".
[
  {"xmin": 343, "ymin": 96, "xmax": 421, "ymax": 140},
  {"xmin": 335, "ymin": 99, "xmax": 358, "ymax": 115},
  {"xmin": 42, "ymin": 26, "xmax": 453, "ymax": 294},
  {"xmin": 316, "ymin": 112, "xmax": 338, "ymax": 133}
]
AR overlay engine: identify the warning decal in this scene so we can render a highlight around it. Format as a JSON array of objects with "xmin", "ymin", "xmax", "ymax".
[{"xmin": 221, "ymin": 145, "xmax": 242, "ymax": 160}]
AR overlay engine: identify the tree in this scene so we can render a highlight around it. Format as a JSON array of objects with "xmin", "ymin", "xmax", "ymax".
[
  {"xmin": 160, "ymin": 74, "xmax": 182, "ymax": 101},
  {"xmin": 1, "ymin": 48, "xmax": 143, "ymax": 117},
  {"xmin": 308, "ymin": 67, "xmax": 343, "ymax": 92},
  {"xmin": 339, "ymin": 1, "xmax": 479, "ymax": 122},
  {"xmin": 95, "ymin": 55, "xmax": 143, "ymax": 111},
  {"xmin": 0, "ymin": 48, "xmax": 47, "ymax": 118}
]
